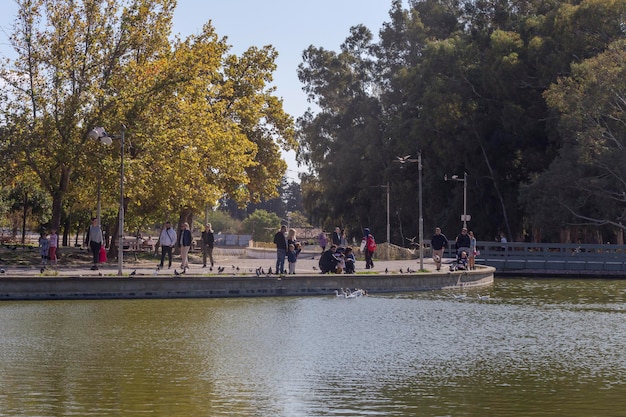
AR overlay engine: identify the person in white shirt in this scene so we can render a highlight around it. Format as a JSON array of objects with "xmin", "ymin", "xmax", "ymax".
[{"xmin": 158, "ymin": 221, "xmax": 177, "ymax": 269}]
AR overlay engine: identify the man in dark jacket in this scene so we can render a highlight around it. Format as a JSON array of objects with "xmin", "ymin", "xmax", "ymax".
[
  {"xmin": 273, "ymin": 225, "xmax": 287, "ymax": 274},
  {"xmin": 455, "ymin": 227, "xmax": 471, "ymax": 257},
  {"xmin": 431, "ymin": 227, "xmax": 449, "ymax": 271},
  {"xmin": 319, "ymin": 245, "xmax": 340, "ymax": 273}
]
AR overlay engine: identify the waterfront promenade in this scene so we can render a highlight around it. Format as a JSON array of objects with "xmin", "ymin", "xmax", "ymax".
[{"xmin": 0, "ymin": 248, "xmax": 494, "ymax": 300}]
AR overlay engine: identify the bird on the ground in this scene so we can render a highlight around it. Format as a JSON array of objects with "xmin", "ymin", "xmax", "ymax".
[
  {"xmin": 236, "ymin": 266, "xmax": 240, "ymax": 271},
  {"xmin": 129, "ymin": 269, "xmax": 136, "ymax": 276},
  {"xmin": 0, "ymin": 268, "xmax": 5, "ymax": 274},
  {"xmin": 256, "ymin": 268, "xmax": 261, "ymax": 277},
  {"xmin": 385, "ymin": 268, "xmax": 388, "ymax": 273},
  {"xmin": 268, "ymin": 267, "xmax": 273, "ymax": 275},
  {"xmin": 40, "ymin": 267, "xmax": 45, "ymax": 273},
  {"xmin": 174, "ymin": 269, "xmax": 180, "ymax": 276},
  {"xmin": 399, "ymin": 268, "xmax": 403, "ymax": 274},
  {"xmin": 217, "ymin": 266, "xmax": 225, "ymax": 273},
  {"xmin": 312, "ymin": 266, "xmax": 318, "ymax": 271},
  {"xmin": 261, "ymin": 268, "xmax": 265, "ymax": 275}
]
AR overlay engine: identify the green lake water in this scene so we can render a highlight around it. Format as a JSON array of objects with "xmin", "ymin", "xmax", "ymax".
[{"xmin": 0, "ymin": 278, "xmax": 624, "ymax": 416}]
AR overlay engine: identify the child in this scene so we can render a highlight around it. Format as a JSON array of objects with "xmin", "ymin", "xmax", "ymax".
[
  {"xmin": 344, "ymin": 246, "xmax": 355, "ymax": 274},
  {"xmin": 287, "ymin": 243, "xmax": 300, "ymax": 274},
  {"xmin": 38, "ymin": 231, "xmax": 50, "ymax": 268},
  {"xmin": 458, "ymin": 250, "xmax": 468, "ymax": 270}
]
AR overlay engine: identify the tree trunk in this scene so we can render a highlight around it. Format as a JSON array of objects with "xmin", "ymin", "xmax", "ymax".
[
  {"xmin": 50, "ymin": 166, "xmax": 72, "ymax": 231},
  {"xmin": 21, "ymin": 191, "xmax": 27, "ymax": 244}
]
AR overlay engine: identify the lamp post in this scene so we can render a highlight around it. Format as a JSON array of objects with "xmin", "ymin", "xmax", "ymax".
[
  {"xmin": 444, "ymin": 172, "xmax": 469, "ymax": 229},
  {"xmin": 88, "ymin": 125, "xmax": 126, "ymax": 276},
  {"xmin": 395, "ymin": 153, "xmax": 424, "ymax": 270}
]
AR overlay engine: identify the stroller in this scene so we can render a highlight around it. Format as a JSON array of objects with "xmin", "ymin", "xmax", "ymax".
[{"xmin": 449, "ymin": 248, "xmax": 470, "ymax": 271}]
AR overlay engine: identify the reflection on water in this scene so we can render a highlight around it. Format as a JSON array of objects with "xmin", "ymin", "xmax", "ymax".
[{"xmin": 0, "ymin": 278, "xmax": 625, "ymax": 416}]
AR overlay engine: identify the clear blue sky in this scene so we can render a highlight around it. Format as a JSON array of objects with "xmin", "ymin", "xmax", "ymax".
[{"xmin": 0, "ymin": 0, "xmax": 397, "ymax": 180}]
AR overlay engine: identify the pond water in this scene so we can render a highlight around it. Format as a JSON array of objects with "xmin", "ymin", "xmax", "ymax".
[{"xmin": 0, "ymin": 278, "xmax": 624, "ymax": 416}]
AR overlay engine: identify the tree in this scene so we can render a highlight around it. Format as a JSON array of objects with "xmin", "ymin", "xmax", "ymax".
[
  {"xmin": 295, "ymin": 0, "xmax": 626, "ymax": 243},
  {"xmin": 525, "ymin": 39, "xmax": 626, "ymax": 239},
  {"xmin": 0, "ymin": 0, "xmax": 296, "ymax": 250},
  {"xmin": 240, "ymin": 209, "xmax": 280, "ymax": 243}
]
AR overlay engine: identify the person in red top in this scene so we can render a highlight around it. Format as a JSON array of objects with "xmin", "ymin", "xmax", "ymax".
[
  {"xmin": 361, "ymin": 228, "xmax": 376, "ymax": 269},
  {"xmin": 49, "ymin": 228, "xmax": 58, "ymax": 265}
]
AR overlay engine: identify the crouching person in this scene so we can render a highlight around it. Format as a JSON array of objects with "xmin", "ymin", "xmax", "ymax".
[
  {"xmin": 319, "ymin": 245, "xmax": 340, "ymax": 273},
  {"xmin": 344, "ymin": 247, "xmax": 356, "ymax": 274}
]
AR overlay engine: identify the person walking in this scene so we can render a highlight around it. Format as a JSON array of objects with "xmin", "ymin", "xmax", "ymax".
[
  {"xmin": 86, "ymin": 219, "xmax": 103, "ymax": 270},
  {"xmin": 332, "ymin": 227, "xmax": 341, "ymax": 246},
  {"xmin": 431, "ymin": 227, "xmax": 449, "ymax": 271},
  {"xmin": 273, "ymin": 225, "xmax": 287, "ymax": 274},
  {"xmin": 317, "ymin": 231, "xmax": 328, "ymax": 253},
  {"xmin": 201, "ymin": 223, "xmax": 215, "ymax": 268},
  {"xmin": 361, "ymin": 228, "xmax": 376, "ymax": 269},
  {"xmin": 48, "ymin": 227, "xmax": 58, "ymax": 265},
  {"xmin": 158, "ymin": 221, "xmax": 177, "ymax": 269},
  {"xmin": 179, "ymin": 222, "xmax": 193, "ymax": 271},
  {"xmin": 468, "ymin": 230, "xmax": 477, "ymax": 270},
  {"xmin": 38, "ymin": 230, "xmax": 50, "ymax": 269}
]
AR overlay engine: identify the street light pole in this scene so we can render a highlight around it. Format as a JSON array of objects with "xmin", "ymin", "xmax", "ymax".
[
  {"xmin": 395, "ymin": 153, "xmax": 424, "ymax": 271},
  {"xmin": 444, "ymin": 172, "xmax": 469, "ymax": 229},
  {"xmin": 386, "ymin": 182, "xmax": 390, "ymax": 260},
  {"xmin": 118, "ymin": 125, "xmax": 125, "ymax": 276},
  {"xmin": 418, "ymin": 152, "xmax": 423, "ymax": 271},
  {"xmin": 89, "ymin": 125, "xmax": 125, "ymax": 276}
]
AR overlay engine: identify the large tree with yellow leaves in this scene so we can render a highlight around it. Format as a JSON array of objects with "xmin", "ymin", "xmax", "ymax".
[{"xmin": 0, "ymin": 0, "xmax": 295, "ymax": 249}]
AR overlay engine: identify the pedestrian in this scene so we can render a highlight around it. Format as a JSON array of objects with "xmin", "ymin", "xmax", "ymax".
[
  {"xmin": 287, "ymin": 242, "xmax": 300, "ymax": 274},
  {"xmin": 361, "ymin": 228, "xmax": 376, "ymax": 269},
  {"xmin": 179, "ymin": 222, "xmax": 192, "ymax": 271},
  {"xmin": 317, "ymin": 231, "xmax": 328, "ymax": 253},
  {"xmin": 431, "ymin": 227, "xmax": 449, "ymax": 271},
  {"xmin": 340, "ymin": 229, "xmax": 348, "ymax": 248},
  {"xmin": 455, "ymin": 227, "xmax": 471, "ymax": 256},
  {"xmin": 500, "ymin": 232, "xmax": 508, "ymax": 251},
  {"xmin": 468, "ymin": 230, "xmax": 477, "ymax": 270},
  {"xmin": 38, "ymin": 230, "xmax": 49, "ymax": 268},
  {"xmin": 273, "ymin": 225, "xmax": 287, "ymax": 274},
  {"xmin": 48, "ymin": 227, "xmax": 58, "ymax": 265},
  {"xmin": 332, "ymin": 227, "xmax": 341, "ymax": 246},
  {"xmin": 158, "ymin": 221, "xmax": 177, "ymax": 269},
  {"xmin": 86, "ymin": 218, "xmax": 103, "ymax": 270},
  {"xmin": 201, "ymin": 223, "xmax": 215, "ymax": 268},
  {"xmin": 287, "ymin": 228, "xmax": 298, "ymax": 247}
]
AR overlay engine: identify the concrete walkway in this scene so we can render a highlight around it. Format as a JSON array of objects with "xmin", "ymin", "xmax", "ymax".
[{"xmin": 1, "ymin": 252, "xmax": 464, "ymax": 278}]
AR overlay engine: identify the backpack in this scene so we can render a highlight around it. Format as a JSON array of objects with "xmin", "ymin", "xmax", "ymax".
[{"xmin": 367, "ymin": 235, "xmax": 376, "ymax": 252}]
